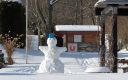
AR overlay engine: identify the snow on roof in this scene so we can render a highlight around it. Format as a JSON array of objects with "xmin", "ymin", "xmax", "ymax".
[
  {"xmin": 4, "ymin": 0, "xmax": 22, "ymax": 3},
  {"xmin": 55, "ymin": 25, "xmax": 101, "ymax": 31},
  {"xmin": 95, "ymin": 0, "xmax": 128, "ymax": 7},
  {"xmin": 118, "ymin": 48, "xmax": 128, "ymax": 54}
]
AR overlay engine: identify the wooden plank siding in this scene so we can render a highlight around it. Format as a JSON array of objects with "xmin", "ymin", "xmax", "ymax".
[{"xmin": 55, "ymin": 31, "xmax": 99, "ymax": 52}]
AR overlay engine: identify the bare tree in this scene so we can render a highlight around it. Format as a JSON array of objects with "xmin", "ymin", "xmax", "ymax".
[
  {"xmin": 28, "ymin": 0, "xmax": 98, "ymax": 33},
  {"xmin": 28, "ymin": 0, "xmax": 58, "ymax": 45}
]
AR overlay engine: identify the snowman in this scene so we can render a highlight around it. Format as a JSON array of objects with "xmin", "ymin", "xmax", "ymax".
[{"xmin": 37, "ymin": 33, "xmax": 67, "ymax": 73}]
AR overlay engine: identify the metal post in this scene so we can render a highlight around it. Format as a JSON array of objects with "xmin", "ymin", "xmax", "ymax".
[
  {"xmin": 48, "ymin": 0, "xmax": 53, "ymax": 33},
  {"xmin": 25, "ymin": 0, "xmax": 28, "ymax": 64}
]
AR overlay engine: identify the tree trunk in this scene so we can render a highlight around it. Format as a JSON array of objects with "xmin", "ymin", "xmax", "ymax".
[
  {"xmin": 99, "ymin": 15, "xmax": 106, "ymax": 67},
  {"xmin": 75, "ymin": 0, "xmax": 78, "ymax": 24},
  {"xmin": 80, "ymin": 0, "xmax": 83, "ymax": 24},
  {"xmin": 7, "ymin": 54, "xmax": 14, "ymax": 65}
]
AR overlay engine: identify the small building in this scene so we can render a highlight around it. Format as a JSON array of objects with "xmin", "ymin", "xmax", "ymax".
[{"xmin": 55, "ymin": 25, "xmax": 101, "ymax": 52}]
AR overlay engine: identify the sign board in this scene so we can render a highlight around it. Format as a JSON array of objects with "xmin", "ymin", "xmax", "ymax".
[{"xmin": 68, "ymin": 43, "xmax": 77, "ymax": 52}]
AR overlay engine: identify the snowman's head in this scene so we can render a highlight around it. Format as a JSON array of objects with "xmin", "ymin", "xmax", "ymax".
[{"xmin": 47, "ymin": 33, "xmax": 57, "ymax": 47}]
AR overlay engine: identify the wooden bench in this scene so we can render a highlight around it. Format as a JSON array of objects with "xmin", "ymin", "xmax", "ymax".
[
  {"xmin": 122, "ymin": 67, "xmax": 128, "ymax": 73},
  {"xmin": 118, "ymin": 59, "xmax": 128, "ymax": 73},
  {"xmin": 118, "ymin": 59, "xmax": 128, "ymax": 64}
]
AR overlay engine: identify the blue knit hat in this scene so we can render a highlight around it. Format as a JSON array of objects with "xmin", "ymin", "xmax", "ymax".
[{"xmin": 48, "ymin": 33, "xmax": 55, "ymax": 38}]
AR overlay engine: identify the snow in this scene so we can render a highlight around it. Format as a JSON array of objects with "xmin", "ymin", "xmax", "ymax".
[
  {"xmin": 118, "ymin": 48, "xmax": 128, "ymax": 54},
  {"xmin": 3, "ymin": 0, "xmax": 22, "ymax": 3},
  {"xmin": 55, "ymin": 25, "xmax": 101, "ymax": 31},
  {"xmin": 118, "ymin": 48, "xmax": 128, "ymax": 59},
  {"xmin": 95, "ymin": 0, "xmax": 128, "ymax": 7},
  {"xmin": 37, "ymin": 36, "xmax": 67, "ymax": 73},
  {"xmin": 0, "ymin": 43, "xmax": 128, "ymax": 79},
  {"xmin": 85, "ymin": 67, "xmax": 111, "ymax": 73},
  {"xmin": 0, "ymin": 44, "xmax": 4, "ymax": 50},
  {"xmin": 27, "ymin": 35, "xmax": 39, "ymax": 50}
]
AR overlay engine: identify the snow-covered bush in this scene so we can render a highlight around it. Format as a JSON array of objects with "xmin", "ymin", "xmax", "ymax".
[{"xmin": 0, "ymin": 32, "xmax": 24, "ymax": 65}]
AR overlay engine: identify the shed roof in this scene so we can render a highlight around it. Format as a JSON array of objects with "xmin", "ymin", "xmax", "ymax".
[
  {"xmin": 95, "ymin": 0, "xmax": 128, "ymax": 7},
  {"xmin": 55, "ymin": 25, "xmax": 101, "ymax": 31},
  {"xmin": 4, "ymin": 0, "xmax": 22, "ymax": 3}
]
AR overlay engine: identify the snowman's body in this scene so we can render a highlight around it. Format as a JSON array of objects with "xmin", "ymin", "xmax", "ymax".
[{"xmin": 37, "ymin": 34, "xmax": 67, "ymax": 73}]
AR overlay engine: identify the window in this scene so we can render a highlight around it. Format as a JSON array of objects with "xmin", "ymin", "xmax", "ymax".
[{"xmin": 74, "ymin": 35, "xmax": 82, "ymax": 42}]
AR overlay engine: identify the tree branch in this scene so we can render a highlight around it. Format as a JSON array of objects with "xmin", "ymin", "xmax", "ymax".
[
  {"xmin": 35, "ymin": 0, "xmax": 47, "ymax": 27},
  {"xmin": 50, "ymin": 0, "xmax": 58, "ymax": 5}
]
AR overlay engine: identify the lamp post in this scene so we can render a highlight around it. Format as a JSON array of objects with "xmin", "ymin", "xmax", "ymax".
[
  {"xmin": 47, "ymin": 0, "xmax": 58, "ymax": 33},
  {"xmin": 48, "ymin": 0, "xmax": 53, "ymax": 33}
]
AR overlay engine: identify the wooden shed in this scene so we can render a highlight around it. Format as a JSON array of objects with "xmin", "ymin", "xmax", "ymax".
[{"xmin": 55, "ymin": 25, "xmax": 101, "ymax": 52}]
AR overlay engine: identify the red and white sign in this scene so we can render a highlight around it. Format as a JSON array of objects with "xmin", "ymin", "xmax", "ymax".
[{"xmin": 68, "ymin": 43, "xmax": 77, "ymax": 52}]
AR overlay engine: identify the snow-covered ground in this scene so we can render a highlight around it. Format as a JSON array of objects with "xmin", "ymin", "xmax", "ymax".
[{"xmin": 0, "ymin": 44, "xmax": 128, "ymax": 80}]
